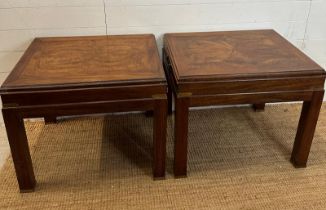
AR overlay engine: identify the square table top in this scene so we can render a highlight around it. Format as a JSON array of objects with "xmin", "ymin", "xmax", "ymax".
[
  {"xmin": 1, "ymin": 34, "xmax": 165, "ymax": 92},
  {"xmin": 164, "ymin": 30, "xmax": 325, "ymax": 82}
]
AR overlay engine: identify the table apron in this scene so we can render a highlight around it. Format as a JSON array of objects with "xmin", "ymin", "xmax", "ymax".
[
  {"xmin": 177, "ymin": 76, "xmax": 325, "ymax": 95},
  {"xmin": 189, "ymin": 90, "xmax": 317, "ymax": 107},
  {"xmin": 1, "ymin": 84, "xmax": 167, "ymax": 107},
  {"xmin": 2, "ymin": 98, "xmax": 157, "ymax": 119}
]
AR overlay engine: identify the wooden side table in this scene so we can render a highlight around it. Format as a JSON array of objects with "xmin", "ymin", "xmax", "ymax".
[
  {"xmin": 0, "ymin": 35, "xmax": 168, "ymax": 192},
  {"xmin": 163, "ymin": 30, "xmax": 326, "ymax": 177}
]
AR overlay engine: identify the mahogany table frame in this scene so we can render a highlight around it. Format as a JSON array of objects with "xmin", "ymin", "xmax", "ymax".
[
  {"xmin": 1, "ymin": 83, "xmax": 168, "ymax": 192},
  {"xmin": 0, "ymin": 35, "xmax": 168, "ymax": 193},
  {"xmin": 163, "ymin": 41, "xmax": 326, "ymax": 178}
]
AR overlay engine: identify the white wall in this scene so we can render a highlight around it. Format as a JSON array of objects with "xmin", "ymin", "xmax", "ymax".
[{"xmin": 0, "ymin": 0, "xmax": 325, "ymax": 95}]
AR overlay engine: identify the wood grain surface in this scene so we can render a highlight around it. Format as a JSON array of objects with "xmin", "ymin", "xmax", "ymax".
[
  {"xmin": 163, "ymin": 29, "xmax": 326, "ymax": 177},
  {"xmin": 0, "ymin": 34, "xmax": 168, "ymax": 192},
  {"xmin": 2, "ymin": 34, "xmax": 165, "ymax": 91},
  {"xmin": 164, "ymin": 30, "xmax": 324, "ymax": 82}
]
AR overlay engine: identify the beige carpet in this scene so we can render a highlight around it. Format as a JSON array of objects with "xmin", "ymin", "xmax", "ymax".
[{"xmin": 0, "ymin": 104, "xmax": 326, "ymax": 209}]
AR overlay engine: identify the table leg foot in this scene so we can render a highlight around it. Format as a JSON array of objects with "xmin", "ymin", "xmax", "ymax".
[
  {"xmin": 44, "ymin": 116, "xmax": 57, "ymax": 124},
  {"xmin": 290, "ymin": 156, "xmax": 307, "ymax": 168},
  {"xmin": 174, "ymin": 174, "xmax": 188, "ymax": 179},
  {"xmin": 174, "ymin": 96, "xmax": 190, "ymax": 177},
  {"xmin": 144, "ymin": 111, "xmax": 153, "ymax": 117},
  {"xmin": 153, "ymin": 176, "xmax": 166, "ymax": 181},
  {"xmin": 153, "ymin": 98, "xmax": 167, "ymax": 179},
  {"xmin": 253, "ymin": 103, "xmax": 266, "ymax": 112},
  {"xmin": 2, "ymin": 109, "xmax": 36, "ymax": 192},
  {"xmin": 291, "ymin": 91, "xmax": 324, "ymax": 168},
  {"xmin": 20, "ymin": 187, "xmax": 36, "ymax": 193}
]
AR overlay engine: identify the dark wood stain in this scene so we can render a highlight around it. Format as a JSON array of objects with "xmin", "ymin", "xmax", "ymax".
[
  {"xmin": 164, "ymin": 30, "xmax": 324, "ymax": 82},
  {"xmin": 1, "ymin": 34, "xmax": 168, "ymax": 192},
  {"xmin": 2, "ymin": 34, "xmax": 165, "ymax": 91},
  {"xmin": 163, "ymin": 29, "xmax": 326, "ymax": 177}
]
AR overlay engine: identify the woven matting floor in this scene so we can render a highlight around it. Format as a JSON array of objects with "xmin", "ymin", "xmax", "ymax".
[{"xmin": 0, "ymin": 104, "xmax": 326, "ymax": 209}]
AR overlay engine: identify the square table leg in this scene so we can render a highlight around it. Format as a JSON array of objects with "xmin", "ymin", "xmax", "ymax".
[
  {"xmin": 174, "ymin": 95, "xmax": 190, "ymax": 177},
  {"xmin": 2, "ymin": 109, "xmax": 36, "ymax": 193},
  {"xmin": 153, "ymin": 98, "xmax": 168, "ymax": 179},
  {"xmin": 291, "ymin": 90, "xmax": 324, "ymax": 167}
]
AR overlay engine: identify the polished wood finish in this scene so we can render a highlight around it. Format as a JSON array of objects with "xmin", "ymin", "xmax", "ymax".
[
  {"xmin": 2, "ymin": 35, "xmax": 164, "ymax": 89},
  {"xmin": 153, "ymin": 97, "xmax": 168, "ymax": 178},
  {"xmin": 1, "ymin": 34, "xmax": 168, "ymax": 192},
  {"xmin": 2, "ymin": 109, "xmax": 36, "ymax": 193},
  {"xmin": 163, "ymin": 30, "xmax": 326, "ymax": 177},
  {"xmin": 164, "ymin": 30, "xmax": 323, "ymax": 81},
  {"xmin": 174, "ymin": 95, "xmax": 190, "ymax": 177},
  {"xmin": 291, "ymin": 91, "xmax": 324, "ymax": 167}
]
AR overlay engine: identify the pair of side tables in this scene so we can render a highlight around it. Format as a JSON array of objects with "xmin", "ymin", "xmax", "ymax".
[{"xmin": 1, "ymin": 30, "xmax": 325, "ymax": 193}]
